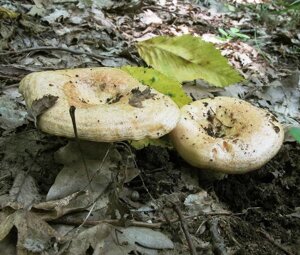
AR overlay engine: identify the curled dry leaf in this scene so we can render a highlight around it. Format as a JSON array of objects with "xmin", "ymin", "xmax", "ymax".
[
  {"xmin": 29, "ymin": 94, "xmax": 59, "ymax": 127},
  {"xmin": 128, "ymin": 87, "xmax": 156, "ymax": 108}
]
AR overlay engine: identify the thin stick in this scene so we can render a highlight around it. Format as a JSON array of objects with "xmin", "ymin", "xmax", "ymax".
[
  {"xmin": 117, "ymin": 141, "xmax": 156, "ymax": 202},
  {"xmin": 69, "ymin": 106, "xmax": 92, "ymax": 187},
  {"xmin": 172, "ymin": 203, "xmax": 197, "ymax": 255},
  {"xmin": 0, "ymin": 46, "xmax": 108, "ymax": 59},
  {"xmin": 0, "ymin": 173, "xmax": 11, "ymax": 182},
  {"xmin": 77, "ymin": 202, "xmax": 96, "ymax": 230},
  {"xmin": 51, "ymin": 218, "xmax": 162, "ymax": 229},
  {"xmin": 49, "ymin": 209, "xmax": 251, "ymax": 231},
  {"xmin": 1, "ymin": 83, "xmax": 20, "ymax": 90},
  {"xmin": 257, "ymin": 229, "xmax": 294, "ymax": 255}
]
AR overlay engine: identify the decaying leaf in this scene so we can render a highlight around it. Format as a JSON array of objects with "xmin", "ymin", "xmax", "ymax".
[
  {"xmin": 139, "ymin": 10, "xmax": 162, "ymax": 25},
  {"xmin": 66, "ymin": 223, "xmax": 174, "ymax": 255},
  {"xmin": 30, "ymin": 94, "xmax": 58, "ymax": 127},
  {"xmin": 121, "ymin": 66, "xmax": 192, "ymax": 107},
  {"xmin": 67, "ymin": 223, "xmax": 112, "ymax": 255},
  {"xmin": 0, "ymin": 7, "xmax": 19, "ymax": 19},
  {"xmin": 255, "ymin": 70, "xmax": 300, "ymax": 125},
  {"xmin": 116, "ymin": 227, "xmax": 174, "ymax": 250},
  {"xmin": 42, "ymin": 141, "xmax": 121, "ymax": 218},
  {"xmin": 0, "ymin": 94, "xmax": 27, "ymax": 130},
  {"xmin": 19, "ymin": 15, "xmax": 48, "ymax": 34},
  {"xmin": 0, "ymin": 171, "xmax": 41, "ymax": 210},
  {"xmin": 47, "ymin": 151, "xmax": 115, "ymax": 201},
  {"xmin": 33, "ymin": 191, "xmax": 94, "ymax": 220},
  {"xmin": 54, "ymin": 140, "xmax": 115, "ymax": 166},
  {"xmin": 137, "ymin": 35, "xmax": 244, "ymax": 87},
  {"xmin": 0, "ymin": 210, "xmax": 60, "ymax": 253},
  {"xmin": 128, "ymin": 87, "xmax": 156, "ymax": 108},
  {"xmin": 42, "ymin": 9, "xmax": 70, "ymax": 24},
  {"xmin": 184, "ymin": 190, "xmax": 229, "ymax": 215}
]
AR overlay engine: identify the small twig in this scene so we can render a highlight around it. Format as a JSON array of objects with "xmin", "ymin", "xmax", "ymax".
[
  {"xmin": 77, "ymin": 202, "xmax": 96, "ymax": 230},
  {"xmin": 0, "ymin": 173, "xmax": 11, "ymax": 182},
  {"xmin": 172, "ymin": 203, "xmax": 197, "ymax": 255},
  {"xmin": 195, "ymin": 219, "xmax": 207, "ymax": 235},
  {"xmin": 1, "ymin": 83, "xmax": 20, "ymax": 90},
  {"xmin": 138, "ymin": 173, "xmax": 156, "ymax": 201},
  {"xmin": 50, "ymin": 209, "xmax": 252, "ymax": 231},
  {"xmin": 56, "ymin": 202, "xmax": 97, "ymax": 254},
  {"xmin": 69, "ymin": 106, "xmax": 92, "ymax": 188},
  {"xmin": 83, "ymin": 143, "xmax": 112, "ymax": 190},
  {"xmin": 117, "ymin": 141, "xmax": 156, "ymax": 202},
  {"xmin": 0, "ymin": 46, "xmax": 109, "ymax": 59},
  {"xmin": 253, "ymin": 29, "xmax": 272, "ymax": 63},
  {"xmin": 257, "ymin": 229, "xmax": 294, "ymax": 255},
  {"xmin": 51, "ymin": 218, "xmax": 162, "ymax": 229}
]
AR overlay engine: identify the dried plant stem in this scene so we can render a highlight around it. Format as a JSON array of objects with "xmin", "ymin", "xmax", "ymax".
[
  {"xmin": 69, "ymin": 106, "xmax": 92, "ymax": 188},
  {"xmin": 51, "ymin": 218, "xmax": 162, "ymax": 229},
  {"xmin": 257, "ymin": 229, "xmax": 294, "ymax": 255},
  {"xmin": 172, "ymin": 203, "xmax": 197, "ymax": 255}
]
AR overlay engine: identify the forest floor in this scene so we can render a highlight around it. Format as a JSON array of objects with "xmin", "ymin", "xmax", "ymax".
[{"xmin": 0, "ymin": 0, "xmax": 299, "ymax": 254}]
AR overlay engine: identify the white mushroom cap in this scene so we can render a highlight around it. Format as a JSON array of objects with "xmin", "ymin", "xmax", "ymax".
[
  {"xmin": 169, "ymin": 97, "xmax": 284, "ymax": 174},
  {"xmin": 19, "ymin": 67, "xmax": 180, "ymax": 142}
]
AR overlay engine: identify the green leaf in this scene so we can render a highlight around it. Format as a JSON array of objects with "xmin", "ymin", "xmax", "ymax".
[
  {"xmin": 121, "ymin": 66, "xmax": 192, "ymax": 107},
  {"xmin": 130, "ymin": 137, "xmax": 173, "ymax": 150},
  {"xmin": 137, "ymin": 34, "xmax": 244, "ymax": 87},
  {"xmin": 0, "ymin": 7, "xmax": 20, "ymax": 19},
  {"xmin": 218, "ymin": 28, "xmax": 229, "ymax": 37},
  {"xmin": 234, "ymin": 33, "xmax": 250, "ymax": 39},
  {"xmin": 289, "ymin": 0, "xmax": 300, "ymax": 10},
  {"xmin": 289, "ymin": 127, "xmax": 300, "ymax": 143},
  {"xmin": 229, "ymin": 27, "xmax": 240, "ymax": 34}
]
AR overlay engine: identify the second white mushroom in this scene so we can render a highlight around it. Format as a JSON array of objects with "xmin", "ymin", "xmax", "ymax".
[{"xmin": 170, "ymin": 97, "xmax": 284, "ymax": 174}]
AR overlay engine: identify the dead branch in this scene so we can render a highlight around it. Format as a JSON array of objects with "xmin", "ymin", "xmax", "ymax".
[
  {"xmin": 172, "ymin": 203, "xmax": 197, "ymax": 255},
  {"xmin": 51, "ymin": 218, "xmax": 162, "ymax": 229},
  {"xmin": 257, "ymin": 229, "xmax": 294, "ymax": 255}
]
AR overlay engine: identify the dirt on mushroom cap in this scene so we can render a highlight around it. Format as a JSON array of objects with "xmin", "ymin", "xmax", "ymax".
[
  {"xmin": 170, "ymin": 97, "xmax": 284, "ymax": 174},
  {"xmin": 19, "ymin": 67, "xmax": 181, "ymax": 142}
]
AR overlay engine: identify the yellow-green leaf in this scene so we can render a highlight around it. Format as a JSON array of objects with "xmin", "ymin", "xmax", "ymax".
[
  {"xmin": 0, "ymin": 7, "xmax": 20, "ymax": 19},
  {"xmin": 137, "ymin": 35, "xmax": 244, "ymax": 87},
  {"xmin": 130, "ymin": 137, "xmax": 173, "ymax": 150},
  {"xmin": 121, "ymin": 66, "xmax": 192, "ymax": 107}
]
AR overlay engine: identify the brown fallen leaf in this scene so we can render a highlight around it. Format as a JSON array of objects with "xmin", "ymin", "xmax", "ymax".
[
  {"xmin": 29, "ymin": 94, "xmax": 58, "ymax": 127},
  {"xmin": 0, "ymin": 210, "xmax": 60, "ymax": 254},
  {"xmin": 129, "ymin": 87, "xmax": 156, "ymax": 108}
]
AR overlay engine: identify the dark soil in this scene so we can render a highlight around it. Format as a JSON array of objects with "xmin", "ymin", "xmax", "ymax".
[{"xmin": 131, "ymin": 143, "xmax": 300, "ymax": 255}]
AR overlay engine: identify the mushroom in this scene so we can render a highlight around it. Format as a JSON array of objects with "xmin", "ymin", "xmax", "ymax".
[
  {"xmin": 169, "ymin": 97, "xmax": 284, "ymax": 175},
  {"xmin": 19, "ymin": 67, "xmax": 180, "ymax": 142}
]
